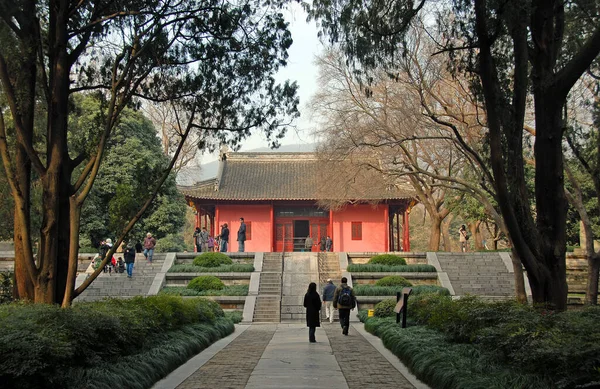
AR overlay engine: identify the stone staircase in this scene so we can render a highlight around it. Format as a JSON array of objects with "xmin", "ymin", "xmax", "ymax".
[
  {"xmin": 432, "ymin": 252, "xmax": 515, "ymax": 298},
  {"xmin": 75, "ymin": 253, "xmax": 165, "ymax": 302},
  {"xmin": 318, "ymin": 252, "xmax": 340, "ymax": 321},
  {"xmin": 253, "ymin": 254, "xmax": 282, "ymax": 323},
  {"xmin": 281, "ymin": 252, "xmax": 319, "ymax": 322}
]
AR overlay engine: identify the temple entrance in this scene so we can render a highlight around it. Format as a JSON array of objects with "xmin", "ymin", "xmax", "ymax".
[
  {"xmin": 274, "ymin": 206, "xmax": 329, "ymax": 252},
  {"xmin": 293, "ymin": 220, "xmax": 310, "ymax": 251}
]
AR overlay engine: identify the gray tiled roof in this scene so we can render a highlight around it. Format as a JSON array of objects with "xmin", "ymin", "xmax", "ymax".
[{"xmin": 178, "ymin": 152, "xmax": 414, "ymax": 201}]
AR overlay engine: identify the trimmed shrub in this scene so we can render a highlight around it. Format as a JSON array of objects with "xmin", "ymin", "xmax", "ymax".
[
  {"xmin": 368, "ymin": 254, "xmax": 407, "ymax": 266},
  {"xmin": 363, "ymin": 303, "xmax": 600, "ymax": 388},
  {"xmin": 193, "ymin": 252, "xmax": 233, "ymax": 267},
  {"xmin": 168, "ymin": 264, "xmax": 254, "ymax": 273},
  {"xmin": 0, "ymin": 296, "xmax": 231, "ymax": 388},
  {"xmin": 161, "ymin": 285, "xmax": 248, "ymax": 296},
  {"xmin": 224, "ymin": 311, "xmax": 243, "ymax": 324},
  {"xmin": 187, "ymin": 276, "xmax": 225, "ymax": 291},
  {"xmin": 347, "ymin": 264, "xmax": 437, "ymax": 272},
  {"xmin": 354, "ymin": 284, "xmax": 449, "ymax": 296},
  {"xmin": 411, "ymin": 285, "xmax": 450, "ymax": 296},
  {"xmin": 374, "ymin": 299, "xmax": 397, "ymax": 317},
  {"xmin": 375, "ymin": 276, "xmax": 412, "ymax": 287}
]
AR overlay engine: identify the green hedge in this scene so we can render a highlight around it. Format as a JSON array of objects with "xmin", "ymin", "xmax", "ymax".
[
  {"xmin": 354, "ymin": 284, "xmax": 449, "ymax": 296},
  {"xmin": 193, "ymin": 252, "xmax": 233, "ymax": 267},
  {"xmin": 347, "ymin": 264, "xmax": 436, "ymax": 272},
  {"xmin": 187, "ymin": 276, "xmax": 225, "ymax": 291},
  {"xmin": 375, "ymin": 276, "xmax": 412, "ymax": 287},
  {"xmin": 0, "ymin": 296, "xmax": 234, "ymax": 389},
  {"xmin": 364, "ymin": 317, "xmax": 550, "ymax": 389},
  {"xmin": 224, "ymin": 311, "xmax": 244, "ymax": 324},
  {"xmin": 363, "ymin": 297, "xmax": 600, "ymax": 388},
  {"xmin": 368, "ymin": 254, "xmax": 407, "ymax": 266},
  {"xmin": 161, "ymin": 285, "xmax": 249, "ymax": 296},
  {"xmin": 168, "ymin": 264, "xmax": 254, "ymax": 273},
  {"xmin": 374, "ymin": 299, "xmax": 397, "ymax": 317}
]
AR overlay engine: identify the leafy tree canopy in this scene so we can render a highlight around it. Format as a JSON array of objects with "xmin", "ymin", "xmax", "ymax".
[{"xmin": 70, "ymin": 95, "xmax": 185, "ymax": 246}]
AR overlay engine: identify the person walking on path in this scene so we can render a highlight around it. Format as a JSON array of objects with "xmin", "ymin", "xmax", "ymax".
[
  {"xmin": 143, "ymin": 232, "xmax": 156, "ymax": 262},
  {"xmin": 319, "ymin": 236, "xmax": 326, "ymax": 252},
  {"xmin": 459, "ymin": 224, "xmax": 469, "ymax": 252},
  {"xmin": 303, "ymin": 282, "xmax": 322, "ymax": 343},
  {"xmin": 124, "ymin": 243, "xmax": 136, "ymax": 278},
  {"xmin": 237, "ymin": 217, "xmax": 246, "ymax": 252},
  {"xmin": 304, "ymin": 235, "xmax": 313, "ymax": 252},
  {"xmin": 220, "ymin": 223, "xmax": 230, "ymax": 252},
  {"xmin": 199, "ymin": 227, "xmax": 209, "ymax": 252},
  {"xmin": 333, "ymin": 276, "xmax": 356, "ymax": 336},
  {"xmin": 322, "ymin": 279, "xmax": 336, "ymax": 323}
]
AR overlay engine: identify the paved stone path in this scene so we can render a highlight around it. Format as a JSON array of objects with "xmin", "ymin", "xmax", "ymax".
[
  {"xmin": 176, "ymin": 325, "xmax": 276, "ymax": 389},
  {"xmin": 154, "ymin": 323, "xmax": 428, "ymax": 389},
  {"xmin": 324, "ymin": 324, "xmax": 415, "ymax": 389}
]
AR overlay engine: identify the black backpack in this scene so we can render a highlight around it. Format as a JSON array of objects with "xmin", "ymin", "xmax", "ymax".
[{"xmin": 338, "ymin": 287, "xmax": 353, "ymax": 307}]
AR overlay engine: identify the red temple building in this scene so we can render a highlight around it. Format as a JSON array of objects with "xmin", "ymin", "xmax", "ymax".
[{"xmin": 179, "ymin": 152, "xmax": 416, "ymax": 252}]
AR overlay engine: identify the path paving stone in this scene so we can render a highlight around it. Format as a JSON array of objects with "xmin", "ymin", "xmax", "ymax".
[
  {"xmin": 245, "ymin": 324, "xmax": 348, "ymax": 389},
  {"xmin": 324, "ymin": 323, "xmax": 416, "ymax": 389},
  {"xmin": 176, "ymin": 325, "xmax": 276, "ymax": 389}
]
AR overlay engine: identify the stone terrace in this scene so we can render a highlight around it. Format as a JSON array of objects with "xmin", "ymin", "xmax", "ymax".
[{"xmin": 428, "ymin": 252, "xmax": 517, "ymax": 298}]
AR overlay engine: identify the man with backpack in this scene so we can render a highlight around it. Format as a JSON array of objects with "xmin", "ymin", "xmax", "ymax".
[{"xmin": 333, "ymin": 276, "xmax": 356, "ymax": 335}]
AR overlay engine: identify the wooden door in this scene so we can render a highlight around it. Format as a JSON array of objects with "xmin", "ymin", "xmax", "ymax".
[{"xmin": 275, "ymin": 222, "xmax": 293, "ymax": 252}]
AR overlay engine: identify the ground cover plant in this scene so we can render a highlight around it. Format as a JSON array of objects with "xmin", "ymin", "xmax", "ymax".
[
  {"xmin": 367, "ymin": 254, "xmax": 407, "ymax": 266},
  {"xmin": 0, "ymin": 296, "xmax": 235, "ymax": 389},
  {"xmin": 347, "ymin": 264, "xmax": 436, "ymax": 272},
  {"xmin": 354, "ymin": 284, "xmax": 449, "ymax": 297},
  {"xmin": 224, "ymin": 310, "xmax": 244, "ymax": 323},
  {"xmin": 375, "ymin": 276, "xmax": 412, "ymax": 287},
  {"xmin": 187, "ymin": 276, "xmax": 225, "ymax": 291},
  {"xmin": 161, "ymin": 285, "xmax": 249, "ymax": 296},
  {"xmin": 193, "ymin": 252, "xmax": 233, "ymax": 267},
  {"xmin": 168, "ymin": 264, "xmax": 254, "ymax": 273},
  {"xmin": 361, "ymin": 294, "xmax": 600, "ymax": 388}
]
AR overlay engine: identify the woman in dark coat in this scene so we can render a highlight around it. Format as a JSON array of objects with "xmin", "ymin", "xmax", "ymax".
[{"xmin": 303, "ymin": 282, "xmax": 322, "ymax": 343}]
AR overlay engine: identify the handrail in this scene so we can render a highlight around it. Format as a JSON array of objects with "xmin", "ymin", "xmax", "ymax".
[{"xmin": 279, "ymin": 235, "xmax": 286, "ymax": 321}]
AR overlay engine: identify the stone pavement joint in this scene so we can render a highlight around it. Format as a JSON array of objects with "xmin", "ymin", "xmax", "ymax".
[
  {"xmin": 175, "ymin": 325, "xmax": 276, "ymax": 389},
  {"xmin": 324, "ymin": 323, "xmax": 416, "ymax": 389}
]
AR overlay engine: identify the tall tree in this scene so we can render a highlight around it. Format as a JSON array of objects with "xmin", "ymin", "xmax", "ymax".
[
  {"xmin": 309, "ymin": 0, "xmax": 600, "ymax": 309},
  {"xmin": 70, "ymin": 95, "xmax": 186, "ymax": 245},
  {"xmin": 0, "ymin": 0, "xmax": 298, "ymax": 306}
]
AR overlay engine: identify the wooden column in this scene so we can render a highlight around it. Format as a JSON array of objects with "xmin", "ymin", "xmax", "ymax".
[
  {"xmin": 210, "ymin": 214, "xmax": 214, "ymax": 237},
  {"xmin": 329, "ymin": 209, "xmax": 334, "ymax": 252},
  {"xmin": 197, "ymin": 208, "xmax": 202, "ymax": 229},
  {"xmin": 396, "ymin": 212, "xmax": 400, "ymax": 252},
  {"xmin": 270, "ymin": 203, "xmax": 274, "ymax": 252},
  {"xmin": 215, "ymin": 206, "xmax": 220, "ymax": 238},
  {"xmin": 403, "ymin": 211, "xmax": 411, "ymax": 252},
  {"xmin": 384, "ymin": 206, "xmax": 389, "ymax": 253}
]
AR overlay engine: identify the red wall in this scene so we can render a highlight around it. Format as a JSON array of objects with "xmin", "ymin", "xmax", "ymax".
[
  {"xmin": 216, "ymin": 204, "xmax": 272, "ymax": 252},
  {"xmin": 332, "ymin": 204, "xmax": 388, "ymax": 252}
]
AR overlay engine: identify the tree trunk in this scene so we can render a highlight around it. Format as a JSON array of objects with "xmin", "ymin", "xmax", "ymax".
[
  {"xmin": 586, "ymin": 253, "xmax": 600, "ymax": 305},
  {"xmin": 429, "ymin": 215, "xmax": 442, "ymax": 251},
  {"xmin": 510, "ymin": 250, "xmax": 528, "ymax": 304},
  {"xmin": 13, "ymin": 147, "xmax": 34, "ymax": 299},
  {"xmin": 441, "ymin": 214, "xmax": 454, "ymax": 252},
  {"xmin": 532, "ymin": 93, "xmax": 568, "ymax": 310},
  {"xmin": 468, "ymin": 221, "xmax": 483, "ymax": 251}
]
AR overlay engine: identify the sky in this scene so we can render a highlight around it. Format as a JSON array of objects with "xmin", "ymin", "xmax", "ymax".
[{"xmin": 200, "ymin": 3, "xmax": 324, "ymax": 163}]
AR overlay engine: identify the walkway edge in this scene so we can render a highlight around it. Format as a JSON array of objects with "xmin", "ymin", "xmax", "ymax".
[
  {"xmin": 151, "ymin": 324, "xmax": 250, "ymax": 389},
  {"xmin": 352, "ymin": 323, "xmax": 431, "ymax": 389}
]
